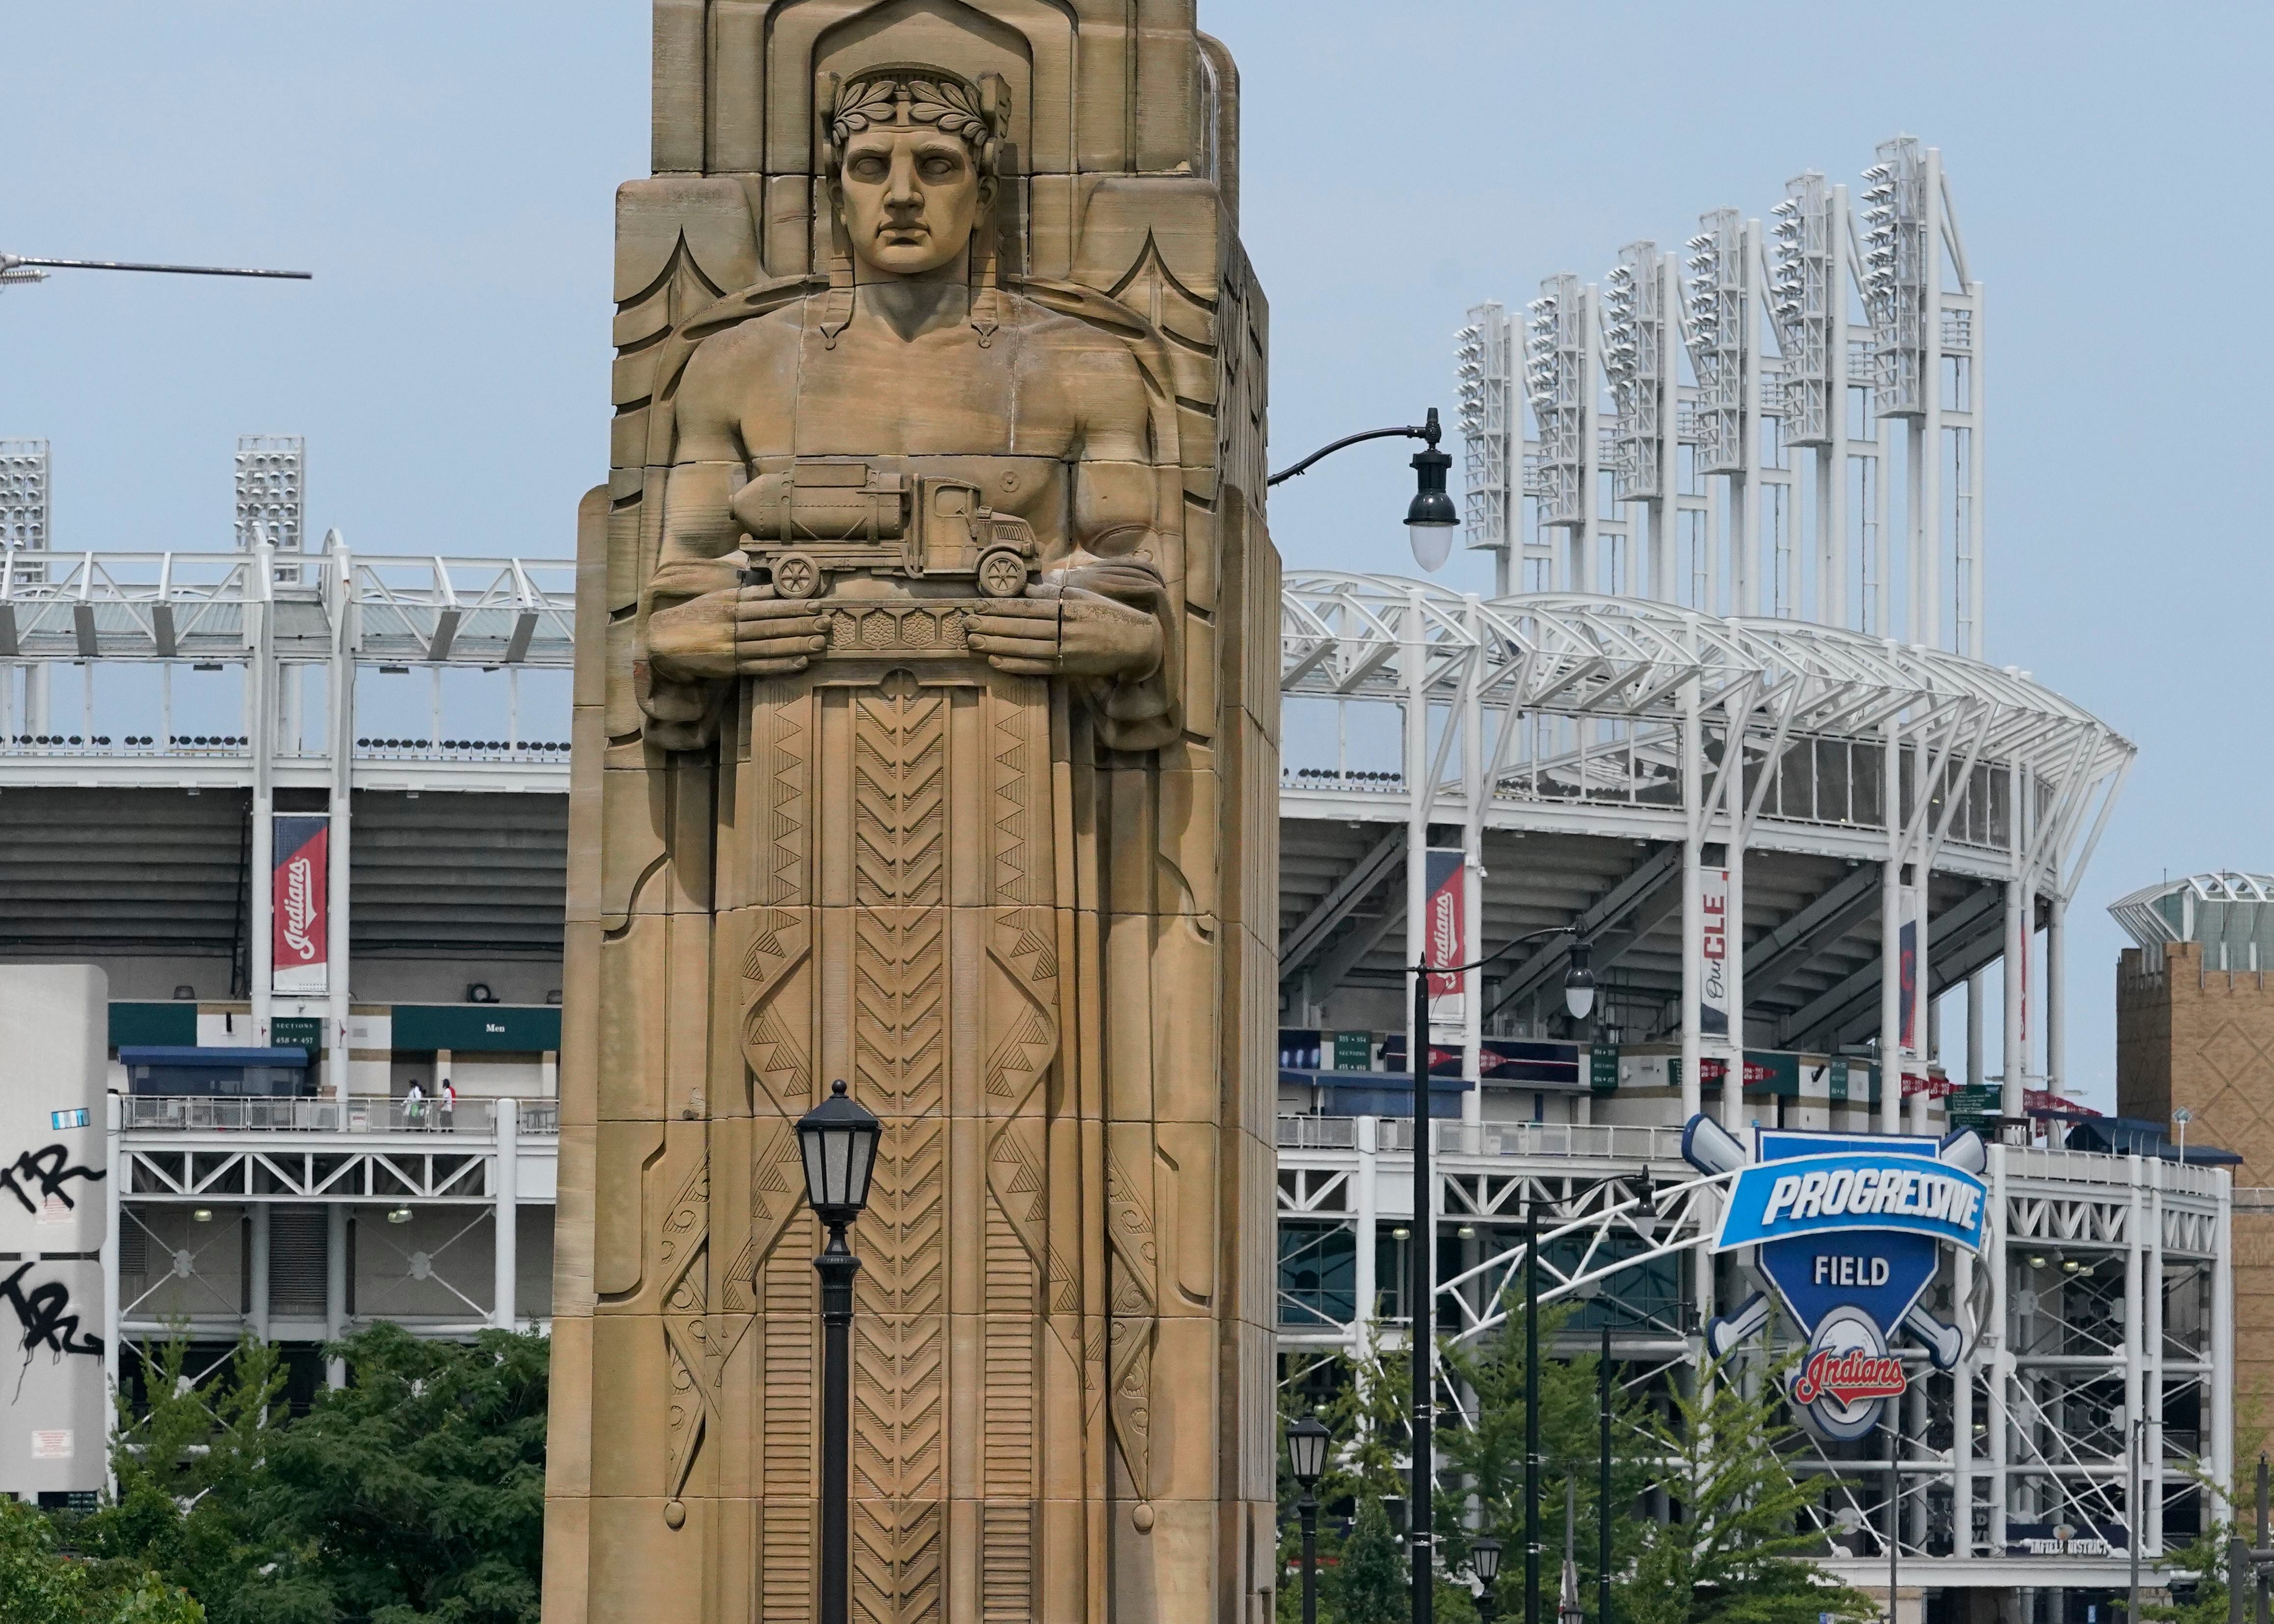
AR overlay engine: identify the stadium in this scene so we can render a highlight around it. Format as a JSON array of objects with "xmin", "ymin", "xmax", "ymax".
[{"xmin": 0, "ymin": 135, "xmax": 2228, "ymax": 1623}]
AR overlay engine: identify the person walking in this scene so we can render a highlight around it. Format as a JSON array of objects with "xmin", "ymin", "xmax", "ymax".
[{"xmin": 405, "ymin": 1077, "xmax": 426, "ymax": 1130}]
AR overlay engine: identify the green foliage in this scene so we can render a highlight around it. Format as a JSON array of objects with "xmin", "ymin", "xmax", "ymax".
[
  {"xmin": 1329, "ymin": 1497, "xmax": 1407, "ymax": 1624},
  {"xmin": 1276, "ymin": 1320, "xmax": 1876, "ymax": 1624},
  {"xmin": 0, "ymin": 1493, "xmax": 204, "ymax": 1624},
  {"xmin": 77, "ymin": 1323, "xmax": 548, "ymax": 1624},
  {"xmin": 2143, "ymin": 1518, "xmax": 2231, "ymax": 1624},
  {"xmin": 1612, "ymin": 1357, "xmax": 1875, "ymax": 1624},
  {"xmin": 1432, "ymin": 1299, "xmax": 1654, "ymax": 1618}
]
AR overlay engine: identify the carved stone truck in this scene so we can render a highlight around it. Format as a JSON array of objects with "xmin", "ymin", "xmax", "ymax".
[{"xmin": 732, "ymin": 460, "xmax": 1039, "ymax": 601}]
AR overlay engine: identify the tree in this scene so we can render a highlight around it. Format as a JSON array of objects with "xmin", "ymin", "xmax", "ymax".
[
  {"xmin": 246, "ymin": 1323, "xmax": 548, "ymax": 1624},
  {"xmin": 1431, "ymin": 1298, "xmax": 1654, "ymax": 1618},
  {"xmin": 0, "ymin": 1493, "xmax": 204, "ymax": 1624},
  {"xmin": 1613, "ymin": 1355, "xmax": 1876, "ymax": 1624},
  {"xmin": 1331, "ymin": 1496, "xmax": 1408, "ymax": 1624},
  {"xmin": 81, "ymin": 1323, "xmax": 548, "ymax": 1624},
  {"xmin": 2145, "ymin": 1518, "xmax": 2233, "ymax": 1624}
]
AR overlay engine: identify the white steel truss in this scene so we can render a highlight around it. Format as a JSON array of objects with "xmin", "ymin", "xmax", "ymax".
[{"xmin": 1276, "ymin": 1122, "xmax": 2230, "ymax": 1590}]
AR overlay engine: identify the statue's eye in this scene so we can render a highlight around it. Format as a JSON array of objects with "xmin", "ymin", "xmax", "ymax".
[
  {"xmin": 850, "ymin": 157, "xmax": 887, "ymax": 181},
  {"xmin": 920, "ymin": 157, "xmax": 957, "ymax": 179}
]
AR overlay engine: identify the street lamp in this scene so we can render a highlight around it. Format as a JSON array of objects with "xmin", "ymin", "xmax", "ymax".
[
  {"xmin": 1470, "ymin": 1535, "xmax": 1504, "ymax": 1624},
  {"xmin": 1287, "ymin": 1414, "xmax": 1332, "ymax": 1624},
  {"xmin": 2174, "ymin": 1103, "xmax": 2193, "ymax": 1164},
  {"xmin": 1407, "ymin": 925, "xmax": 1595, "ymax": 1624},
  {"xmin": 796, "ymin": 1079, "xmax": 882, "ymax": 1624},
  {"xmin": 1265, "ymin": 407, "xmax": 1462, "ymax": 573}
]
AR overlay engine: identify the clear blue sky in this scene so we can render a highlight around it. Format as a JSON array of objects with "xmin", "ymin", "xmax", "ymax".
[{"xmin": 5, "ymin": 1, "xmax": 2268, "ymax": 1109}]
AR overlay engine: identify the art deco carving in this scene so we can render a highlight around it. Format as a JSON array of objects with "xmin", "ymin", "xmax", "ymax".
[{"xmin": 547, "ymin": 8, "xmax": 1276, "ymax": 1623}]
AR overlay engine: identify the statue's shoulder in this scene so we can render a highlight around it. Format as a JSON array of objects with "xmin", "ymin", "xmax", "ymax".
[{"xmin": 1006, "ymin": 279, "xmax": 1155, "ymax": 356}]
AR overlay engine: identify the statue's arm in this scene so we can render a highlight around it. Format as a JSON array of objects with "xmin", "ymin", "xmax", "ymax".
[{"xmin": 639, "ymin": 336, "xmax": 826, "ymax": 733}]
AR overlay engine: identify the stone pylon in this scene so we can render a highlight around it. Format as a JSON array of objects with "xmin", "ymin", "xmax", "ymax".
[{"xmin": 542, "ymin": 7, "xmax": 1278, "ymax": 1624}]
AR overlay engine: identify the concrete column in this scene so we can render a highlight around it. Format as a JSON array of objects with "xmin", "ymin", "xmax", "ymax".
[
  {"xmin": 1882, "ymin": 715, "xmax": 1904, "ymax": 1134},
  {"xmin": 325, "ymin": 1203, "xmax": 348, "ymax": 1388},
  {"xmin": 1722, "ymin": 822, "xmax": 1745, "ymax": 1131},
  {"xmin": 248, "ymin": 540, "xmax": 276, "ymax": 1041},
  {"xmin": 1986, "ymin": 1144, "xmax": 2010, "ymax": 1552},
  {"xmin": 2002, "ymin": 872, "xmax": 2029, "ymax": 1123},
  {"xmin": 2045, "ymin": 893, "xmax": 2066, "ymax": 1098},
  {"xmin": 1953, "ymin": 1245, "xmax": 1975, "ymax": 1560},
  {"xmin": 2145, "ymin": 1160, "xmax": 2166, "ymax": 1555},
  {"xmin": 2123, "ymin": 1157, "xmax": 2145, "ymax": 1557},
  {"xmin": 1679, "ymin": 679, "xmax": 1703, "ymax": 1122},
  {"xmin": 248, "ymin": 1204, "xmax": 271, "ymax": 1342},
  {"xmin": 1966, "ymin": 970, "xmax": 1985, "ymax": 1091},
  {"xmin": 326, "ymin": 541, "xmax": 355, "ymax": 1101},
  {"xmin": 1403, "ymin": 595, "xmax": 1429, "ymax": 1128},
  {"xmin": 103, "ymin": 1090, "xmax": 124, "ymax": 1496},
  {"xmin": 1352, "ymin": 1117, "xmax": 1377, "ymax": 1352},
  {"xmin": 1460, "ymin": 599, "xmax": 1485, "ymax": 1127},
  {"xmin": 493, "ymin": 1099, "xmax": 518, "ymax": 1330},
  {"xmin": 2214, "ymin": 1175, "xmax": 2236, "ymax": 1515}
]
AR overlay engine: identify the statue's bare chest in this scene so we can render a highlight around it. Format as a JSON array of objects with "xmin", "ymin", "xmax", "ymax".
[{"xmin": 730, "ymin": 317, "xmax": 1076, "ymax": 463}]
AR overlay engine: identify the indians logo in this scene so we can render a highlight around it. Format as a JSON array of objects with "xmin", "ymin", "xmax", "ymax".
[
  {"xmin": 1791, "ymin": 1347, "xmax": 1906, "ymax": 1407},
  {"xmin": 1683, "ymin": 1115, "xmax": 1989, "ymax": 1441},
  {"xmin": 279, "ymin": 853, "xmax": 318, "ymax": 962}
]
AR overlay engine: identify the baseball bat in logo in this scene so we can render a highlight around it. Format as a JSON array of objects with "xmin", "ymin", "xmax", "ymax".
[{"xmin": 271, "ymin": 814, "xmax": 329, "ymax": 995}]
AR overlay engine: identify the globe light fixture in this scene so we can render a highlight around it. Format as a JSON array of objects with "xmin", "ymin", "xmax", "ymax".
[
  {"xmin": 1562, "ymin": 939, "xmax": 1597, "ymax": 1021},
  {"xmin": 1404, "ymin": 409, "xmax": 1459, "ymax": 571}
]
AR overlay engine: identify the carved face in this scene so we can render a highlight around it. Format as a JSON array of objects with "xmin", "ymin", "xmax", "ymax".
[{"xmin": 838, "ymin": 125, "xmax": 989, "ymax": 279}]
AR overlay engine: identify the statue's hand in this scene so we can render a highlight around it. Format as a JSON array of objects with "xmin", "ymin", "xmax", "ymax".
[
  {"xmin": 966, "ymin": 586, "xmax": 1162, "ymax": 681},
  {"xmin": 733, "ymin": 587, "xmax": 830, "ymax": 676},
  {"xmin": 646, "ymin": 586, "xmax": 830, "ymax": 680}
]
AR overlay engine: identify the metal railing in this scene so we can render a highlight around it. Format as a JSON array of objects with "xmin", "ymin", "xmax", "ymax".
[
  {"xmin": 1276, "ymin": 1114, "xmax": 1687, "ymax": 1163},
  {"xmin": 121, "ymin": 1094, "xmax": 561, "ymax": 1136}
]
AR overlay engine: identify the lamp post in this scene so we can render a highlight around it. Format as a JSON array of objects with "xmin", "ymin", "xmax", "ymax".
[
  {"xmin": 1598, "ymin": 1321, "xmax": 1613, "ymax": 1624},
  {"xmin": 1265, "ymin": 408, "xmax": 1462, "ymax": 572},
  {"xmin": 2175, "ymin": 1103, "xmax": 2193, "ymax": 1165},
  {"xmin": 1471, "ymin": 1535, "xmax": 1504, "ymax": 1624},
  {"xmin": 1407, "ymin": 926, "xmax": 1596, "ymax": 1624},
  {"xmin": 1287, "ymin": 1414, "xmax": 1331, "ymax": 1624},
  {"xmin": 795, "ymin": 1079, "xmax": 882, "ymax": 1624},
  {"xmin": 1525, "ymin": 1200, "xmax": 1540, "ymax": 1624}
]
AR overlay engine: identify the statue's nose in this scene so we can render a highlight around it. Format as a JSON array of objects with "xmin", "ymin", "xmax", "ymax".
[{"xmin": 886, "ymin": 148, "xmax": 921, "ymax": 204}]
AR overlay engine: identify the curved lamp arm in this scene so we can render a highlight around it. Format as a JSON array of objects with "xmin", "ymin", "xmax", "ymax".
[{"xmin": 1267, "ymin": 419, "xmax": 1438, "ymax": 488}]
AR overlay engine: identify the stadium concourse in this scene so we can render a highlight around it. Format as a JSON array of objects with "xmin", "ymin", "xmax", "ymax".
[{"xmin": 0, "ymin": 136, "xmax": 2234, "ymax": 1621}]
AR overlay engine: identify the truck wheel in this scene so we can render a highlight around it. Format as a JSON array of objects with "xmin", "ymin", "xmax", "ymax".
[
  {"xmin": 976, "ymin": 548, "xmax": 1028, "ymax": 599},
  {"xmin": 771, "ymin": 552, "xmax": 822, "ymax": 600}
]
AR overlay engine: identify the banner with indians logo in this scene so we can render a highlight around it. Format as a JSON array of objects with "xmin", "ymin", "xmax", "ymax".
[{"xmin": 271, "ymin": 814, "xmax": 328, "ymax": 995}]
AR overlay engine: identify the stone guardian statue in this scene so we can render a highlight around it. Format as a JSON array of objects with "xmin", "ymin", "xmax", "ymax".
[{"xmin": 544, "ymin": 9, "xmax": 1278, "ymax": 1624}]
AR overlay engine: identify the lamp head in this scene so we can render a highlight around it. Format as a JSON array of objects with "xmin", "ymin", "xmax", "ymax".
[
  {"xmin": 1285, "ymin": 1412, "xmax": 1331, "ymax": 1489},
  {"xmin": 1562, "ymin": 936, "xmax": 1596, "ymax": 1021},
  {"xmin": 796, "ymin": 1079, "xmax": 882, "ymax": 1224},
  {"xmin": 1406, "ymin": 407, "xmax": 1457, "ymax": 571},
  {"xmin": 1469, "ymin": 1534, "xmax": 1504, "ymax": 1583}
]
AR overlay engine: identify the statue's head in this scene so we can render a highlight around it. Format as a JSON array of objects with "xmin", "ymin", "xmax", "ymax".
[{"xmin": 823, "ymin": 66, "xmax": 1007, "ymax": 280}]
